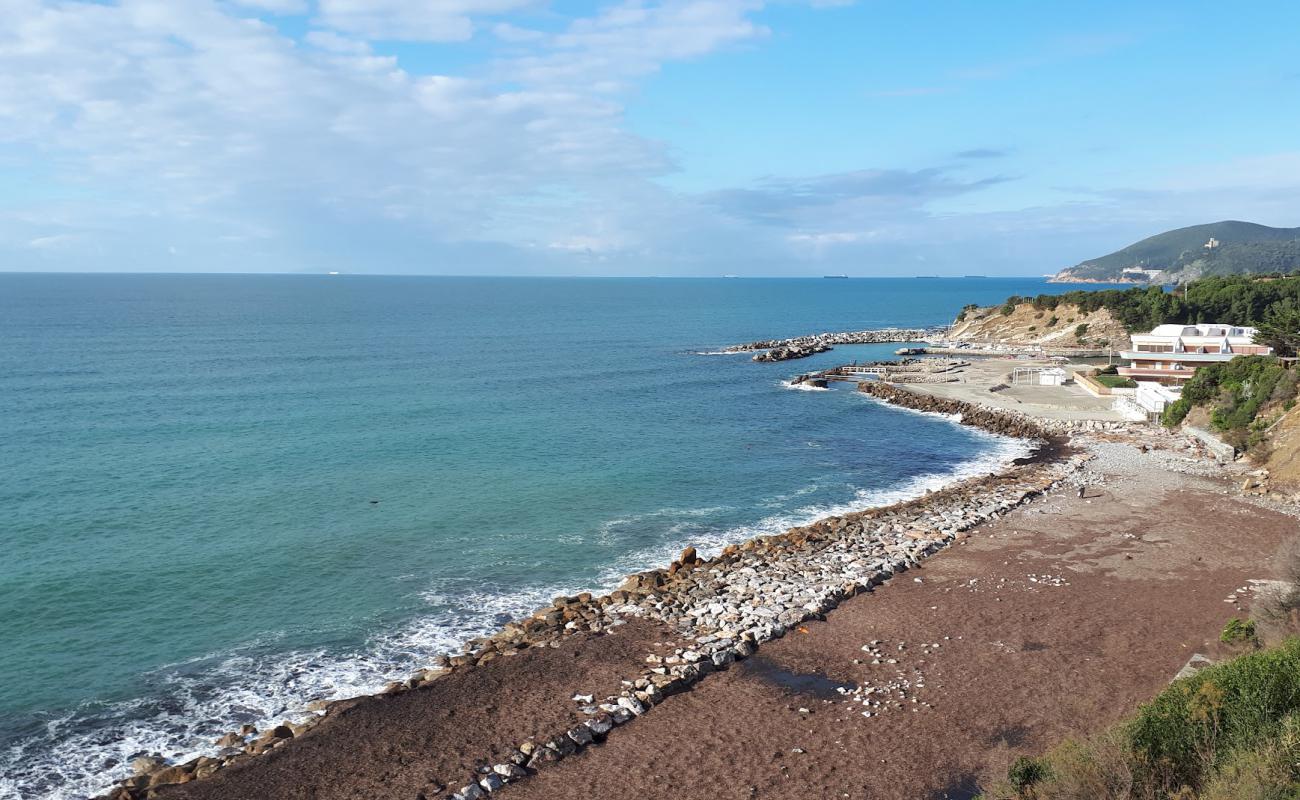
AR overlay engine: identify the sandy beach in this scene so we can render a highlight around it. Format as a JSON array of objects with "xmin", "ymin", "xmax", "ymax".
[{"xmin": 113, "ymin": 362, "xmax": 1300, "ymax": 800}]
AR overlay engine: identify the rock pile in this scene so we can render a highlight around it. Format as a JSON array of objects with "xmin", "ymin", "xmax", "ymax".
[
  {"xmin": 754, "ymin": 342, "xmax": 831, "ymax": 362},
  {"xmin": 857, "ymin": 380, "xmax": 1140, "ymax": 435},
  {"xmin": 729, "ymin": 328, "xmax": 944, "ymax": 362}
]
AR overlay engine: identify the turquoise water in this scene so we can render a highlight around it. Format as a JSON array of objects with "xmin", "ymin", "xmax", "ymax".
[{"xmin": 2, "ymin": 275, "xmax": 1074, "ymax": 798}]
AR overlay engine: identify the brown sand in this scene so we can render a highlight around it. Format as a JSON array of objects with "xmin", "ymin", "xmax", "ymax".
[
  {"xmin": 161, "ymin": 443, "xmax": 1298, "ymax": 800},
  {"xmin": 163, "ymin": 618, "xmax": 692, "ymax": 800}
]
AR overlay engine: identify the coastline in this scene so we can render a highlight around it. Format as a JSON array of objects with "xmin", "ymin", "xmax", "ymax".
[
  {"xmin": 102, "ymin": 382, "xmax": 1086, "ymax": 800},
  {"xmin": 89, "ymin": 350, "xmax": 1291, "ymax": 800}
]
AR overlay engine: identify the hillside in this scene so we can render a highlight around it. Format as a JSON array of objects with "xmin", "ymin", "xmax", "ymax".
[
  {"xmin": 1051, "ymin": 221, "xmax": 1300, "ymax": 283},
  {"xmin": 1265, "ymin": 406, "xmax": 1300, "ymax": 495},
  {"xmin": 948, "ymin": 301, "xmax": 1128, "ymax": 348},
  {"xmin": 992, "ymin": 275, "xmax": 1300, "ymax": 337}
]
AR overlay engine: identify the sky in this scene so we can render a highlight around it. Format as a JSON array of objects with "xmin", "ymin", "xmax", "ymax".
[{"xmin": 2, "ymin": 0, "xmax": 1299, "ymax": 276}]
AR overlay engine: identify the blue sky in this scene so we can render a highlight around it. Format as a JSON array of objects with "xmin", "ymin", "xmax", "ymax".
[{"xmin": 2, "ymin": 0, "xmax": 1298, "ymax": 275}]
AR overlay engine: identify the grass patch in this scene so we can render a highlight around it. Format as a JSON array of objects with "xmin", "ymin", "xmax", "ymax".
[{"xmin": 1095, "ymin": 374, "xmax": 1138, "ymax": 389}]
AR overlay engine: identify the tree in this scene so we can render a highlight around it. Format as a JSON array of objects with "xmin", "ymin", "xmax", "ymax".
[{"xmin": 1255, "ymin": 300, "xmax": 1300, "ymax": 357}]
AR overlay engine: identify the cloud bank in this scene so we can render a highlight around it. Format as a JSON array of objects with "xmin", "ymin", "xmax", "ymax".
[{"xmin": 1, "ymin": 0, "xmax": 1297, "ymax": 275}]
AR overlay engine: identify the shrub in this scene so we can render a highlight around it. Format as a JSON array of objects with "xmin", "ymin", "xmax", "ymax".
[
  {"xmin": 1008, "ymin": 756, "xmax": 1047, "ymax": 791},
  {"xmin": 1047, "ymin": 315, "xmax": 1059, "ymax": 327},
  {"xmin": 1220, "ymin": 618, "xmax": 1258, "ymax": 646},
  {"xmin": 1127, "ymin": 639, "xmax": 1300, "ymax": 790},
  {"xmin": 982, "ymin": 640, "xmax": 1300, "ymax": 799},
  {"xmin": 1164, "ymin": 397, "xmax": 1193, "ymax": 427},
  {"xmin": 1001, "ymin": 302, "xmax": 1017, "ymax": 316},
  {"xmin": 1075, "ymin": 323, "xmax": 1090, "ymax": 340}
]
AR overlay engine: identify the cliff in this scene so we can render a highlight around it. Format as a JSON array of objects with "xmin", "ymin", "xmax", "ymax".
[
  {"xmin": 948, "ymin": 302, "xmax": 1130, "ymax": 349},
  {"xmin": 1264, "ymin": 405, "xmax": 1300, "ymax": 494}
]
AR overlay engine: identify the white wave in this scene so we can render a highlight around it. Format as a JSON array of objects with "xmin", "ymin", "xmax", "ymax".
[
  {"xmin": 780, "ymin": 380, "xmax": 829, "ymax": 392},
  {"xmin": 0, "ymin": 583, "xmax": 585, "ymax": 800},
  {"xmin": 689, "ymin": 349, "xmax": 748, "ymax": 356},
  {"xmin": 590, "ymin": 434, "xmax": 1029, "ymax": 587}
]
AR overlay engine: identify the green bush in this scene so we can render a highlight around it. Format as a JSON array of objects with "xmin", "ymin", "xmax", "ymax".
[
  {"xmin": 1075, "ymin": 323, "xmax": 1090, "ymax": 339},
  {"xmin": 989, "ymin": 275, "xmax": 1300, "ymax": 335},
  {"xmin": 1001, "ymin": 302, "xmax": 1017, "ymax": 316},
  {"xmin": 1008, "ymin": 756, "xmax": 1047, "ymax": 791},
  {"xmin": 1221, "ymin": 618, "xmax": 1258, "ymax": 645},
  {"xmin": 1127, "ymin": 639, "xmax": 1300, "ymax": 790},
  {"xmin": 983, "ymin": 639, "xmax": 1300, "ymax": 799},
  {"xmin": 1162, "ymin": 356, "xmax": 1297, "ymax": 443},
  {"xmin": 1163, "ymin": 397, "xmax": 1193, "ymax": 427}
]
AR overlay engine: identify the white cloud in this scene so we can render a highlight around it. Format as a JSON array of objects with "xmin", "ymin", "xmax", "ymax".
[
  {"xmin": 2, "ymin": 0, "xmax": 1293, "ymax": 276},
  {"xmin": 27, "ymin": 233, "xmax": 80, "ymax": 250},
  {"xmin": 315, "ymin": 0, "xmax": 537, "ymax": 42},
  {"xmin": 229, "ymin": 0, "xmax": 307, "ymax": 13},
  {"xmin": 491, "ymin": 22, "xmax": 544, "ymax": 42}
]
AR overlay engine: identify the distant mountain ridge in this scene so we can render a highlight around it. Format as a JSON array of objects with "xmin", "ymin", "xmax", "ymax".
[{"xmin": 1051, "ymin": 221, "xmax": 1300, "ymax": 283}]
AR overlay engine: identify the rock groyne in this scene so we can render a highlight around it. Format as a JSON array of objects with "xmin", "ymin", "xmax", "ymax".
[
  {"xmin": 857, "ymin": 380, "xmax": 1140, "ymax": 435},
  {"xmin": 729, "ymin": 327, "xmax": 943, "ymax": 362}
]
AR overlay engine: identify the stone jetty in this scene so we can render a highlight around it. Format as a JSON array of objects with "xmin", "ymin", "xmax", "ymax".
[
  {"xmin": 790, "ymin": 358, "xmax": 968, "ymax": 387},
  {"xmin": 857, "ymin": 380, "xmax": 1140, "ymax": 435},
  {"xmin": 100, "ymin": 384, "xmax": 1098, "ymax": 800},
  {"xmin": 728, "ymin": 327, "xmax": 944, "ymax": 362}
]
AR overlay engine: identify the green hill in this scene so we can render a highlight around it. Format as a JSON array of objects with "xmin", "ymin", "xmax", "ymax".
[{"xmin": 1052, "ymin": 221, "xmax": 1300, "ymax": 283}]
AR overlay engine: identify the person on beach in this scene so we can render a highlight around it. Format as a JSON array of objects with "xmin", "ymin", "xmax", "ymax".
[{"xmin": 1077, "ymin": 484, "xmax": 1086, "ymax": 499}]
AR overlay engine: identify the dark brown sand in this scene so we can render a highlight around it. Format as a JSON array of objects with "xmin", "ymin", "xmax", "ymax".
[
  {"xmin": 161, "ymin": 447, "xmax": 1297, "ymax": 800},
  {"xmin": 162, "ymin": 618, "xmax": 692, "ymax": 800}
]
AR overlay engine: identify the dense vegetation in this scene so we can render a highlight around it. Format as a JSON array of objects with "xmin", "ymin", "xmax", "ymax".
[
  {"xmin": 1058, "ymin": 221, "xmax": 1300, "ymax": 282},
  {"xmin": 1159, "ymin": 356, "xmax": 1298, "ymax": 457},
  {"xmin": 981, "ymin": 639, "xmax": 1300, "ymax": 799},
  {"xmin": 997, "ymin": 275, "xmax": 1300, "ymax": 348}
]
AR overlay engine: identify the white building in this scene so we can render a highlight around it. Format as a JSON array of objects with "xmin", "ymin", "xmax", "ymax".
[
  {"xmin": 1118, "ymin": 323, "xmax": 1272, "ymax": 387},
  {"xmin": 1037, "ymin": 367, "xmax": 1067, "ymax": 386},
  {"xmin": 1121, "ymin": 267, "xmax": 1166, "ymax": 283},
  {"xmin": 1132, "ymin": 382, "xmax": 1182, "ymax": 418}
]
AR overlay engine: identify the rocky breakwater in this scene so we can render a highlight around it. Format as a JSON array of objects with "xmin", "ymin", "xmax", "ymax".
[
  {"xmin": 755, "ymin": 341, "xmax": 831, "ymax": 362},
  {"xmin": 858, "ymin": 380, "xmax": 1142, "ymax": 436},
  {"xmin": 104, "ymin": 384, "xmax": 1088, "ymax": 800},
  {"xmin": 729, "ymin": 327, "xmax": 942, "ymax": 362},
  {"xmin": 417, "ymin": 452, "xmax": 1088, "ymax": 800}
]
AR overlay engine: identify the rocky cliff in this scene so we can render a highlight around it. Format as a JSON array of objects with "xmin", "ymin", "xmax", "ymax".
[
  {"xmin": 1263, "ymin": 405, "xmax": 1300, "ymax": 495},
  {"xmin": 947, "ymin": 302, "xmax": 1130, "ymax": 349}
]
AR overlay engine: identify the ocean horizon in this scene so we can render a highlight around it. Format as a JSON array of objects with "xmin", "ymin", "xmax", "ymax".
[{"xmin": 1, "ymin": 274, "xmax": 1085, "ymax": 799}]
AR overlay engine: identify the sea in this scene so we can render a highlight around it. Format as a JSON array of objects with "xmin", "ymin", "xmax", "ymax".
[{"xmin": 0, "ymin": 274, "xmax": 1091, "ymax": 799}]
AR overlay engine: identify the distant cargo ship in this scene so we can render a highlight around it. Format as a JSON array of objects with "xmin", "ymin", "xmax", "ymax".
[
  {"xmin": 963, "ymin": 275, "xmax": 986, "ymax": 278},
  {"xmin": 823, "ymin": 274, "xmax": 848, "ymax": 279},
  {"xmin": 914, "ymin": 275, "xmax": 939, "ymax": 279}
]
